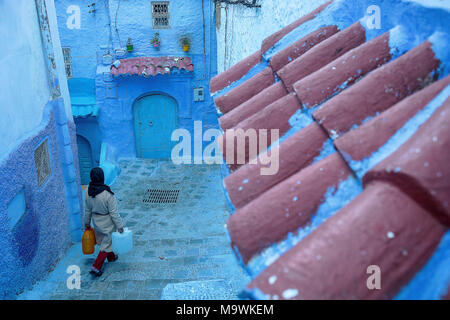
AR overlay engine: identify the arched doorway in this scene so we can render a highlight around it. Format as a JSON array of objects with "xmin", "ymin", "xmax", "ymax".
[
  {"xmin": 76, "ymin": 135, "xmax": 93, "ymax": 185},
  {"xmin": 134, "ymin": 93, "xmax": 178, "ymax": 159}
]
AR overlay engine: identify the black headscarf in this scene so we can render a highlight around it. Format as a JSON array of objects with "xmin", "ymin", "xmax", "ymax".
[{"xmin": 88, "ymin": 167, "xmax": 114, "ymax": 198}]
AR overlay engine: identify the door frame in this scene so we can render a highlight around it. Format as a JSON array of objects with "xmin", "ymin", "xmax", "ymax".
[
  {"xmin": 132, "ymin": 92, "xmax": 179, "ymax": 158},
  {"xmin": 76, "ymin": 134, "xmax": 94, "ymax": 185}
]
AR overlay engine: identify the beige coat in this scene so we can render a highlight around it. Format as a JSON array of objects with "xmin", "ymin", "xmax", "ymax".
[{"xmin": 84, "ymin": 190, "xmax": 124, "ymax": 252}]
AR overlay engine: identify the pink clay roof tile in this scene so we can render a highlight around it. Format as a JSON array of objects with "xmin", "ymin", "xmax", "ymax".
[
  {"xmin": 245, "ymin": 181, "xmax": 446, "ymax": 300},
  {"xmin": 277, "ymin": 21, "xmax": 367, "ymax": 91},
  {"xmin": 214, "ymin": 66, "xmax": 275, "ymax": 115},
  {"xmin": 363, "ymin": 97, "xmax": 450, "ymax": 226},
  {"xmin": 211, "ymin": 3, "xmax": 450, "ymax": 300},
  {"xmin": 260, "ymin": 0, "xmax": 334, "ymax": 54},
  {"xmin": 312, "ymin": 40, "xmax": 441, "ymax": 138},
  {"xmin": 210, "ymin": 50, "xmax": 262, "ymax": 94},
  {"xmin": 110, "ymin": 57, "xmax": 194, "ymax": 77},
  {"xmin": 269, "ymin": 25, "xmax": 339, "ymax": 72}
]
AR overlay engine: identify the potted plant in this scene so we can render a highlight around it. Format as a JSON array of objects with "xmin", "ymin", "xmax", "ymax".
[
  {"xmin": 151, "ymin": 33, "xmax": 160, "ymax": 49},
  {"xmin": 126, "ymin": 38, "xmax": 134, "ymax": 52},
  {"xmin": 180, "ymin": 36, "xmax": 191, "ymax": 52}
]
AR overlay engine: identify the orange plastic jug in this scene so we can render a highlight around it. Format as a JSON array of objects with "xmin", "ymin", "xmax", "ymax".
[{"xmin": 82, "ymin": 228, "xmax": 96, "ymax": 255}]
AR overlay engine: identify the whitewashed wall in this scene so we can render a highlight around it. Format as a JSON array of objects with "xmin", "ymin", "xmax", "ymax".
[
  {"xmin": 0, "ymin": 0, "xmax": 51, "ymax": 158},
  {"xmin": 215, "ymin": 0, "xmax": 329, "ymax": 73},
  {"xmin": 0, "ymin": 0, "xmax": 71, "ymax": 160}
]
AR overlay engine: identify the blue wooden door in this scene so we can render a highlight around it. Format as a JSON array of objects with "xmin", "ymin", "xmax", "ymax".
[
  {"xmin": 76, "ymin": 135, "xmax": 93, "ymax": 185},
  {"xmin": 134, "ymin": 94, "xmax": 177, "ymax": 159}
]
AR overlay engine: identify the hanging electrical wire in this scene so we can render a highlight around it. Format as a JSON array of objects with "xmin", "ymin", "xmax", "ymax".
[
  {"xmin": 201, "ymin": 0, "xmax": 207, "ymax": 79},
  {"xmin": 114, "ymin": 0, "xmax": 122, "ymax": 48},
  {"xmin": 105, "ymin": 0, "xmax": 113, "ymax": 54},
  {"xmin": 224, "ymin": 3, "xmax": 228, "ymax": 71}
]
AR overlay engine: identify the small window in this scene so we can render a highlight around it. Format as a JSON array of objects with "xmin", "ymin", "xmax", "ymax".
[
  {"xmin": 7, "ymin": 189, "xmax": 27, "ymax": 230},
  {"xmin": 152, "ymin": 1, "xmax": 170, "ymax": 29},
  {"xmin": 34, "ymin": 139, "xmax": 51, "ymax": 187},
  {"xmin": 62, "ymin": 47, "xmax": 73, "ymax": 79}
]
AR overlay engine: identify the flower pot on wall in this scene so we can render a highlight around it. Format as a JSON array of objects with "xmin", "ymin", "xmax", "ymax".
[
  {"xmin": 151, "ymin": 33, "xmax": 161, "ymax": 50},
  {"xmin": 180, "ymin": 36, "xmax": 191, "ymax": 53},
  {"xmin": 126, "ymin": 38, "xmax": 134, "ymax": 52}
]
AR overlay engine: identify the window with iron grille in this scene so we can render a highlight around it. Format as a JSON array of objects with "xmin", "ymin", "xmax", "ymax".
[
  {"xmin": 62, "ymin": 47, "xmax": 73, "ymax": 79},
  {"xmin": 151, "ymin": 1, "xmax": 170, "ymax": 29},
  {"xmin": 34, "ymin": 139, "xmax": 51, "ymax": 187}
]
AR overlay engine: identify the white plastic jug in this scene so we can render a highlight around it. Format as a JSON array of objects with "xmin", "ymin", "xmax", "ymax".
[{"xmin": 112, "ymin": 228, "xmax": 133, "ymax": 255}]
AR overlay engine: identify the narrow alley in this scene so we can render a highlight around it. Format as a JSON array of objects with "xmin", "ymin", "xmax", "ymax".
[{"xmin": 19, "ymin": 159, "xmax": 249, "ymax": 300}]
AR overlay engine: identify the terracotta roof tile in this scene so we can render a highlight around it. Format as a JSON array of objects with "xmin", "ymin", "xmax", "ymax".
[
  {"xmin": 211, "ymin": 3, "xmax": 450, "ymax": 300},
  {"xmin": 364, "ymin": 96, "xmax": 450, "ymax": 226},
  {"xmin": 214, "ymin": 67, "xmax": 275, "ymax": 115},
  {"xmin": 244, "ymin": 181, "xmax": 446, "ymax": 299},
  {"xmin": 270, "ymin": 25, "xmax": 339, "ymax": 72},
  {"xmin": 334, "ymin": 76, "xmax": 450, "ymax": 163},
  {"xmin": 210, "ymin": 50, "xmax": 262, "ymax": 94},
  {"xmin": 220, "ymin": 93, "xmax": 301, "ymax": 171},
  {"xmin": 261, "ymin": 0, "xmax": 334, "ymax": 54},
  {"xmin": 293, "ymin": 30, "xmax": 391, "ymax": 109},
  {"xmin": 218, "ymin": 82, "xmax": 287, "ymax": 130},
  {"xmin": 277, "ymin": 21, "xmax": 367, "ymax": 92},
  {"xmin": 313, "ymin": 40, "xmax": 441, "ymax": 138},
  {"xmin": 110, "ymin": 57, "xmax": 193, "ymax": 77},
  {"xmin": 224, "ymin": 122, "xmax": 329, "ymax": 209},
  {"xmin": 228, "ymin": 153, "xmax": 352, "ymax": 264}
]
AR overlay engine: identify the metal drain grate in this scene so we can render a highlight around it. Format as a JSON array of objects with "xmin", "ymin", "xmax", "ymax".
[{"xmin": 143, "ymin": 189, "xmax": 180, "ymax": 204}]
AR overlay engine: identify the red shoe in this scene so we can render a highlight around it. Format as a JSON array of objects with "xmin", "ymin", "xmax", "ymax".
[
  {"xmin": 90, "ymin": 267, "xmax": 103, "ymax": 277},
  {"xmin": 107, "ymin": 252, "xmax": 118, "ymax": 262}
]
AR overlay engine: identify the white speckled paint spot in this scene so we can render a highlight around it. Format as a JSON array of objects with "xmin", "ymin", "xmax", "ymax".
[
  {"xmin": 282, "ymin": 289, "xmax": 298, "ymax": 299},
  {"xmin": 268, "ymin": 275, "xmax": 277, "ymax": 285},
  {"xmin": 292, "ymin": 196, "xmax": 298, "ymax": 202},
  {"xmin": 243, "ymin": 179, "xmax": 249, "ymax": 184},
  {"xmin": 387, "ymin": 231, "xmax": 395, "ymax": 239}
]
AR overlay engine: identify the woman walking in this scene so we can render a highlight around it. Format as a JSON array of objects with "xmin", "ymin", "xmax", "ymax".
[{"xmin": 84, "ymin": 167, "xmax": 124, "ymax": 276}]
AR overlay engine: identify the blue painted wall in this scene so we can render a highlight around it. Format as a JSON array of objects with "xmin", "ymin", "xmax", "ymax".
[
  {"xmin": 0, "ymin": 102, "xmax": 73, "ymax": 299},
  {"xmin": 0, "ymin": 1, "xmax": 52, "ymax": 158},
  {"xmin": 55, "ymin": 0, "xmax": 219, "ymax": 159},
  {"xmin": 0, "ymin": 0, "xmax": 84, "ymax": 298}
]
